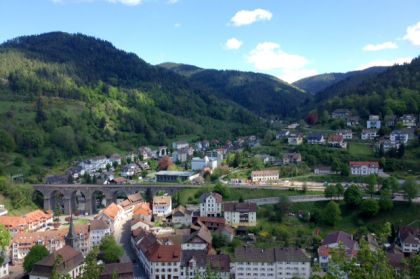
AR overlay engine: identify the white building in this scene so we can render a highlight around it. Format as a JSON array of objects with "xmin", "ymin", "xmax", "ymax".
[
  {"xmin": 89, "ymin": 219, "xmax": 111, "ymax": 247},
  {"xmin": 96, "ymin": 203, "xmax": 124, "ymax": 232},
  {"xmin": 399, "ymin": 227, "xmax": 420, "ymax": 254},
  {"xmin": 251, "ymin": 170, "xmax": 279, "ymax": 183},
  {"xmin": 0, "ymin": 253, "xmax": 8, "ymax": 279},
  {"xmin": 361, "ymin": 129, "xmax": 378, "ymax": 140},
  {"xmin": 172, "ymin": 206, "xmax": 192, "ymax": 227},
  {"xmin": 400, "ymin": 114, "xmax": 417, "ymax": 128},
  {"xmin": 199, "ymin": 192, "xmax": 223, "ymax": 217},
  {"xmin": 173, "ymin": 141, "xmax": 190, "ymax": 150},
  {"xmin": 191, "ymin": 156, "xmax": 218, "ymax": 171},
  {"xmin": 337, "ymin": 129, "xmax": 353, "ymax": 140},
  {"xmin": 287, "ymin": 134, "xmax": 303, "ymax": 145},
  {"xmin": 232, "ymin": 247, "xmax": 311, "ymax": 279},
  {"xmin": 367, "ymin": 115, "xmax": 381, "ymax": 129},
  {"xmin": 349, "ymin": 161, "xmax": 379, "ymax": 176},
  {"xmin": 390, "ymin": 130, "xmax": 409, "ymax": 144},
  {"xmin": 152, "ymin": 195, "xmax": 172, "ymax": 217},
  {"xmin": 223, "ymin": 202, "xmax": 257, "ymax": 227}
]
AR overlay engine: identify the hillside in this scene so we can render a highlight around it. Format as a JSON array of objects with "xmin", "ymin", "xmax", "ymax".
[
  {"xmin": 0, "ymin": 32, "xmax": 267, "ymax": 181},
  {"xmin": 159, "ymin": 63, "xmax": 310, "ymax": 118},
  {"xmin": 293, "ymin": 66, "xmax": 388, "ymax": 95},
  {"xmin": 310, "ymin": 57, "xmax": 420, "ymax": 118}
]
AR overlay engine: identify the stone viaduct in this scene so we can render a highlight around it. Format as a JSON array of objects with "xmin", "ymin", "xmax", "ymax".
[{"xmin": 33, "ymin": 184, "xmax": 199, "ymax": 215}]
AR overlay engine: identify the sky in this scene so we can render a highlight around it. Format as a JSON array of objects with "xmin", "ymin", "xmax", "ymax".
[{"xmin": 1, "ymin": 0, "xmax": 420, "ymax": 83}]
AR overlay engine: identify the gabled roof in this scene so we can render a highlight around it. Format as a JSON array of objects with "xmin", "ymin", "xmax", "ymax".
[
  {"xmin": 90, "ymin": 219, "xmax": 109, "ymax": 231},
  {"xmin": 30, "ymin": 245, "xmax": 84, "ymax": 277},
  {"xmin": 322, "ymin": 231, "xmax": 357, "ymax": 250},
  {"xmin": 184, "ymin": 225, "xmax": 212, "ymax": 245},
  {"xmin": 101, "ymin": 203, "xmax": 122, "ymax": 220},
  {"xmin": 349, "ymin": 161, "xmax": 379, "ymax": 168},
  {"xmin": 199, "ymin": 192, "xmax": 223, "ymax": 203},
  {"xmin": 208, "ymin": 254, "xmax": 230, "ymax": 272},
  {"xmin": 223, "ymin": 202, "xmax": 257, "ymax": 213}
]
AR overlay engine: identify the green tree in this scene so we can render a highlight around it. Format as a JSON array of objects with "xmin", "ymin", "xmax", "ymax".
[
  {"xmin": 379, "ymin": 189, "xmax": 393, "ymax": 211},
  {"xmin": 23, "ymin": 244, "xmax": 50, "ymax": 273},
  {"xmin": 77, "ymin": 247, "xmax": 103, "ymax": 279},
  {"xmin": 51, "ymin": 255, "xmax": 72, "ymax": 279},
  {"xmin": 233, "ymin": 152, "xmax": 242, "ymax": 168},
  {"xmin": 0, "ymin": 129, "xmax": 16, "ymax": 152},
  {"xmin": 340, "ymin": 164, "xmax": 350, "ymax": 177},
  {"xmin": 212, "ymin": 233, "xmax": 228, "ymax": 249},
  {"xmin": 403, "ymin": 177, "xmax": 418, "ymax": 204},
  {"xmin": 144, "ymin": 188, "xmax": 153, "ymax": 203},
  {"xmin": 271, "ymin": 196, "xmax": 291, "ymax": 222},
  {"xmin": 0, "ymin": 224, "xmax": 11, "ymax": 250},
  {"xmin": 35, "ymin": 96, "xmax": 47, "ymax": 123},
  {"xmin": 360, "ymin": 199, "xmax": 380, "ymax": 218},
  {"xmin": 99, "ymin": 235, "xmax": 123, "ymax": 263},
  {"xmin": 213, "ymin": 183, "xmax": 230, "ymax": 199},
  {"xmin": 322, "ymin": 201, "xmax": 341, "ymax": 226},
  {"xmin": 335, "ymin": 183, "xmax": 345, "ymax": 198},
  {"xmin": 344, "ymin": 185, "xmax": 363, "ymax": 207},
  {"xmin": 324, "ymin": 184, "xmax": 336, "ymax": 199},
  {"xmin": 365, "ymin": 175, "xmax": 377, "ymax": 197},
  {"xmin": 406, "ymin": 254, "xmax": 420, "ymax": 278}
]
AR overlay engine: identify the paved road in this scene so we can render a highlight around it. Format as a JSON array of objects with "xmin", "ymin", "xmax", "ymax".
[{"xmin": 113, "ymin": 216, "xmax": 147, "ymax": 278}]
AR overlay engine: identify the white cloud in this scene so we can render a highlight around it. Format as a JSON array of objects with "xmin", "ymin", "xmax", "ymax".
[
  {"xmin": 403, "ymin": 21, "xmax": 420, "ymax": 46},
  {"xmin": 247, "ymin": 42, "xmax": 317, "ymax": 82},
  {"xmin": 357, "ymin": 57, "xmax": 413, "ymax": 70},
  {"xmin": 362, "ymin": 41, "xmax": 397, "ymax": 51},
  {"xmin": 225, "ymin": 38, "xmax": 243, "ymax": 50},
  {"xmin": 167, "ymin": 0, "xmax": 179, "ymax": 4},
  {"xmin": 230, "ymin": 9, "xmax": 272, "ymax": 26},
  {"xmin": 174, "ymin": 22, "xmax": 181, "ymax": 28}
]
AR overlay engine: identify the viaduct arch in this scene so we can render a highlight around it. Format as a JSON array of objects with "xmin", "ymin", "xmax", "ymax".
[{"xmin": 33, "ymin": 184, "xmax": 199, "ymax": 215}]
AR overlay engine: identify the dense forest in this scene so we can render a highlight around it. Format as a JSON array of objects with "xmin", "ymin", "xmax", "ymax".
[
  {"xmin": 307, "ymin": 57, "xmax": 420, "ymax": 119},
  {"xmin": 159, "ymin": 63, "xmax": 310, "ymax": 117},
  {"xmin": 0, "ymin": 32, "xmax": 266, "ymax": 181},
  {"xmin": 292, "ymin": 66, "xmax": 388, "ymax": 95}
]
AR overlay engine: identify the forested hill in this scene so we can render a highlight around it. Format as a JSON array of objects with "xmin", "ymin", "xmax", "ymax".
[
  {"xmin": 292, "ymin": 66, "xmax": 388, "ymax": 95},
  {"xmin": 158, "ymin": 63, "xmax": 310, "ymax": 118},
  {"xmin": 0, "ymin": 32, "xmax": 266, "ymax": 181},
  {"xmin": 311, "ymin": 57, "xmax": 420, "ymax": 118}
]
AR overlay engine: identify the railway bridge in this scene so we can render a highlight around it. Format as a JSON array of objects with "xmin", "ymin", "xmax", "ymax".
[{"xmin": 33, "ymin": 184, "xmax": 199, "ymax": 215}]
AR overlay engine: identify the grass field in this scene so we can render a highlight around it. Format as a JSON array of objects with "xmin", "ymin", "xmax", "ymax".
[{"xmin": 348, "ymin": 142, "xmax": 374, "ymax": 159}]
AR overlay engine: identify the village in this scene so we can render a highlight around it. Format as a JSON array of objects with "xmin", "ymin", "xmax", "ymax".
[{"xmin": 0, "ymin": 111, "xmax": 419, "ymax": 279}]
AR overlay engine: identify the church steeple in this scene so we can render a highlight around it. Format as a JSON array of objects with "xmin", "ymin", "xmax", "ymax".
[{"xmin": 65, "ymin": 213, "xmax": 76, "ymax": 248}]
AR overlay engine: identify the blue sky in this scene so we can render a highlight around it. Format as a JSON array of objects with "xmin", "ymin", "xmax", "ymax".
[{"xmin": 1, "ymin": 0, "xmax": 419, "ymax": 82}]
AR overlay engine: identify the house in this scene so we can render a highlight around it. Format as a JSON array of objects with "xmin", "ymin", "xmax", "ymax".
[
  {"xmin": 29, "ymin": 245, "xmax": 84, "ymax": 279},
  {"xmin": 133, "ymin": 203, "xmax": 152, "ymax": 222},
  {"xmin": 156, "ymin": 171, "xmax": 198, "ymax": 182},
  {"xmin": 132, "ymin": 230, "xmax": 182, "ymax": 279},
  {"xmin": 349, "ymin": 161, "xmax": 379, "ymax": 176},
  {"xmin": 120, "ymin": 163, "xmax": 140, "ymax": 178},
  {"xmin": 390, "ymin": 130, "xmax": 409, "ymax": 144},
  {"xmin": 109, "ymin": 154, "xmax": 122, "ymax": 166},
  {"xmin": 400, "ymin": 114, "xmax": 417, "ymax": 128},
  {"xmin": 399, "ymin": 226, "xmax": 420, "ymax": 253},
  {"xmin": 173, "ymin": 141, "xmax": 190, "ymax": 150},
  {"xmin": 318, "ymin": 231, "xmax": 359, "ymax": 271},
  {"xmin": 232, "ymin": 247, "xmax": 311, "ymax": 279},
  {"xmin": 223, "ymin": 202, "xmax": 257, "ymax": 227},
  {"xmin": 282, "ymin": 153, "xmax": 302, "ymax": 165},
  {"xmin": 387, "ymin": 248, "xmax": 405, "ymax": 275},
  {"xmin": 89, "ymin": 219, "xmax": 111, "ymax": 247},
  {"xmin": 346, "ymin": 116, "xmax": 360, "ymax": 127},
  {"xmin": 255, "ymin": 154, "xmax": 278, "ymax": 165},
  {"xmin": 0, "ymin": 209, "xmax": 53, "ymax": 236},
  {"xmin": 172, "ymin": 206, "xmax": 192, "ymax": 227},
  {"xmin": 96, "ymin": 203, "xmax": 124, "ymax": 231},
  {"xmin": 328, "ymin": 134, "xmax": 347, "ymax": 149},
  {"xmin": 361, "ymin": 128, "xmax": 378, "ymax": 140},
  {"xmin": 139, "ymin": 146, "xmax": 154, "ymax": 160},
  {"xmin": 153, "ymin": 195, "xmax": 172, "ymax": 217},
  {"xmin": 367, "ymin": 115, "xmax": 381, "ymax": 129},
  {"xmin": 251, "ymin": 170, "xmax": 279, "ymax": 183},
  {"xmin": 287, "ymin": 123, "xmax": 299, "ymax": 129},
  {"xmin": 215, "ymin": 225, "xmax": 235, "ymax": 242},
  {"xmin": 172, "ymin": 149, "xmax": 189, "ymax": 163},
  {"xmin": 276, "ymin": 130, "xmax": 290, "ymax": 140},
  {"xmin": 182, "ymin": 225, "xmax": 212, "ymax": 251},
  {"xmin": 287, "ymin": 134, "xmax": 303, "ymax": 145},
  {"xmin": 378, "ymin": 139, "xmax": 399, "ymax": 152},
  {"xmin": 313, "ymin": 166, "xmax": 337, "ymax": 175},
  {"xmin": 191, "ymin": 156, "xmax": 218, "ymax": 171},
  {"xmin": 0, "ymin": 252, "xmax": 9, "ymax": 279},
  {"xmin": 306, "ymin": 134, "xmax": 325, "ymax": 145},
  {"xmin": 131, "ymin": 218, "xmax": 154, "ymax": 232},
  {"xmin": 196, "ymin": 217, "xmax": 226, "ymax": 232},
  {"xmin": 199, "ymin": 192, "xmax": 223, "ymax": 217},
  {"xmin": 100, "ymin": 262, "xmax": 134, "ymax": 279},
  {"xmin": 208, "ymin": 255, "xmax": 230, "ymax": 279},
  {"xmin": 384, "ymin": 115, "xmax": 397, "ymax": 128},
  {"xmin": 180, "ymin": 251, "xmax": 229, "ymax": 279},
  {"xmin": 332, "ymin": 109, "xmax": 351, "ymax": 119},
  {"xmin": 337, "ymin": 129, "xmax": 353, "ymax": 140}
]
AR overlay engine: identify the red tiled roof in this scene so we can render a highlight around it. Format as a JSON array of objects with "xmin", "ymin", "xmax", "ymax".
[
  {"xmin": 101, "ymin": 203, "xmax": 121, "ymax": 220},
  {"xmin": 197, "ymin": 217, "xmax": 225, "ymax": 224},
  {"xmin": 349, "ymin": 161, "xmax": 379, "ymax": 168},
  {"xmin": 0, "ymin": 216, "xmax": 27, "ymax": 229}
]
